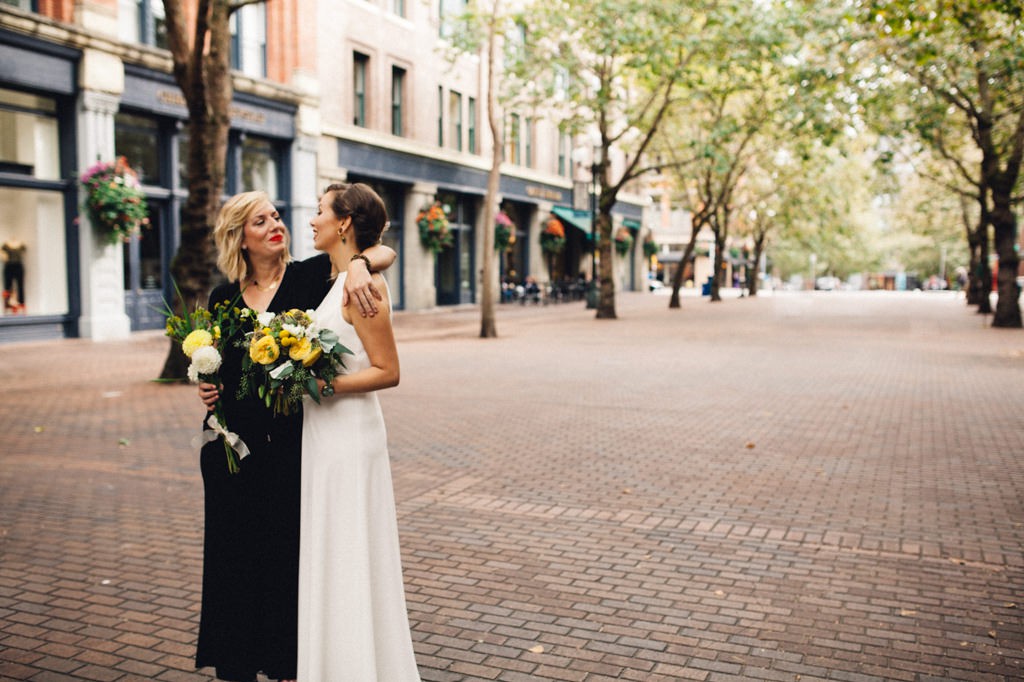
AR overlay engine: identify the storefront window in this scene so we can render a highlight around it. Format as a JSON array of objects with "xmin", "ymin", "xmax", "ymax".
[
  {"xmin": 177, "ymin": 133, "xmax": 190, "ymax": 189},
  {"xmin": 115, "ymin": 112, "xmax": 162, "ymax": 185},
  {"xmin": 241, "ymin": 136, "xmax": 280, "ymax": 198},
  {"xmin": 0, "ymin": 188, "xmax": 68, "ymax": 317},
  {"xmin": 0, "ymin": 88, "xmax": 67, "ymax": 318},
  {"xmin": 0, "ymin": 89, "xmax": 59, "ymax": 180},
  {"xmin": 435, "ymin": 192, "xmax": 475, "ymax": 305},
  {"xmin": 122, "ymin": 211, "xmax": 162, "ymax": 292}
]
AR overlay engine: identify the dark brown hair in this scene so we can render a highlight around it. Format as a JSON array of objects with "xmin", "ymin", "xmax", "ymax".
[{"xmin": 324, "ymin": 182, "xmax": 388, "ymax": 252}]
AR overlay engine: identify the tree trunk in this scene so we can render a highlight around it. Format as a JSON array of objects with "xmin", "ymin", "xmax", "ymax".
[
  {"xmin": 479, "ymin": 2, "xmax": 501, "ymax": 339},
  {"xmin": 966, "ymin": 227, "xmax": 991, "ymax": 315},
  {"xmin": 990, "ymin": 192, "xmax": 1022, "ymax": 327},
  {"xmin": 747, "ymin": 234, "xmax": 765, "ymax": 297},
  {"xmin": 595, "ymin": 183, "xmax": 617, "ymax": 319},
  {"xmin": 159, "ymin": 0, "xmax": 235, "ymax": 379},
  {"xmin": 709, "ymin": 228, "xmax": 724, "ymax": 302},
  {"xmin": 668, "ymin": 236, "xmax": 698, "ymax": 309}
]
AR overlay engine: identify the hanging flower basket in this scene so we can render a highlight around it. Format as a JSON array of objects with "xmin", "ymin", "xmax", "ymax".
[
  {"xmin": 643, "ymin": 239, "xmax": 659, "ymax": 258},
  {"xmin": 540, "ymin": 217, "xmax": 566, "ymax": 255},
  {"xmin": 417, "ymin": 201, "xmax": 454, "ymax": 253},
  {"xmin": 80, "ymin": 157, "xmax": 150, "ymax": 245},
  {"xmin": 614, "ymin": 228, "xmax": 634, "ymax": 257},
  {"xmin": 494, "ymin": 211, "xmax": 514, "ymax": 251}
]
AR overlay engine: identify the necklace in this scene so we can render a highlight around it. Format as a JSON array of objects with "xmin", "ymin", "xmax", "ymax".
[{"xmin": 251, "ymin": 266, "xmax": 284, "ymax": 292}]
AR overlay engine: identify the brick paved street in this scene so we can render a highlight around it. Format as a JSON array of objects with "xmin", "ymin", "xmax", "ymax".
[{"xmin": 1, "ymin": 290, "xmax": 1022, "ymax": 681}]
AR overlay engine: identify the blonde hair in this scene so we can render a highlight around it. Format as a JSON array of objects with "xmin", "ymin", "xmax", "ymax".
[{"xmin": 213, "ymin": 191, "xmax": 292, "ymax": 282}]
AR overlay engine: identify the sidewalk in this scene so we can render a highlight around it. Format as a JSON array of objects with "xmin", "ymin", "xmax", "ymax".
[{"xmin": 1, "ymin": 290, "xmax": 1022, "ymax": 681}]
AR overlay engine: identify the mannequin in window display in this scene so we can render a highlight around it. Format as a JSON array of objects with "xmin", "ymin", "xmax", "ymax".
[{"xmin": 1, "ymin": 238, "xmax": 27, "ymax": 314}]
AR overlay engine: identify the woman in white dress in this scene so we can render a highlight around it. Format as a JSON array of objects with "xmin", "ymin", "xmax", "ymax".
[{"xmin": 298, "ymin": 182, "xmax": 420, "ymax": 681}]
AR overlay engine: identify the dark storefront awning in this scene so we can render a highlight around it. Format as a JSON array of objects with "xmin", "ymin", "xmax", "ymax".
[
  {"xmin": 623, "ymin": 218, "xmax": 642, "ymax": 233},
  {"xmin": 551, "ymin": 206, "xmax": 594, "ymax": 236}
]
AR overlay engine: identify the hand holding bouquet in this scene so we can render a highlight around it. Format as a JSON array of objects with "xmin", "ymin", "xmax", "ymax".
[
  {"xmin": 239, "ymin": 308, "xmax": 351, "ymax": 416},
  {"xmin": 164, "ymin": 290, "xmax": 248, "ymax": 473}
]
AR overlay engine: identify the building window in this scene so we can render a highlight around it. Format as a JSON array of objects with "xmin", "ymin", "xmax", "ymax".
[
  {"xmin": 391, "ymin": 67, "xmax": 405, "ymax": 136},
  {"xmin": 354, "ymin": 53, "xmax": 369, "ymax": 127},
  {"xmin": 437, "ymin": 86, "xmax": 444, "ymax": 147},
  {"xmin": 231, "ymin": 2, "xmax": 267, "ymax": 78},
  {"xmin": 0, "ymin": 88, "xmax": 69, "ymax": 318},
  {"xmin": 391, "ymin": 0, "xmax": 405, "ymax": 17},
  {"xmin": 439, "ymin": 0, "xmax": 467, "ymax": 39},
  {"xmin": 449, "ymin": 91, "xmax": 462, "ymax": 152},
  {"xmin": 468, "ymin": 97, "xmax": 477, "ymax": 154},
  {"xmin": 3, "ymin": 0, "xmax": 36, "ymax": 11},
  {"xmin": 524, "ymin": 117, "xmax": 532, "ymax": 168},
  {"xmin": 558, "ymin": 129, "xmax": 568, "ymax": 177},
  {"xmin": 240, "ymin": 136, "xmax": 280, "ymax": 199},
  {"xmin": 506, "ymin": 113, "xmax": 521, "ymax": 165},
  {"xmin": 114, "ymin": 113, "xmax": 163, "ymax": 186},
  {"xmin": 119, "ymin": 0, "xmax": 167, "ymax": 49}
]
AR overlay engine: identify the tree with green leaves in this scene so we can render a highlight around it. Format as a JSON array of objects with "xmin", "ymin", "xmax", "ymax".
[
  {"xmin": 158, "ymin": 0, "xmax": 261, "ymax": 378},
  {"xmin": 653, "ymin": 0, "xmax": 832, "ymax": 303},
  {"xmin": 507, "ymin": 0, "xmax": 707, "ymax": 319},
  {"xmin": 854, "ymin": 0, "xmax": 1024, "ymax": 327}
]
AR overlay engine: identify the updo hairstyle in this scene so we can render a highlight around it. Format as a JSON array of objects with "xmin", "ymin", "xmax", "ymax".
[{"xmin": 324, "ymin": 183, "xmax": 388, "ymax": 252}]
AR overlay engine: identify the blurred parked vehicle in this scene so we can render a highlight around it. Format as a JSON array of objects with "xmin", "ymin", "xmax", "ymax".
[{"xmin": 815, "ymin": 276, "xmax": 841, "ymax": 291}]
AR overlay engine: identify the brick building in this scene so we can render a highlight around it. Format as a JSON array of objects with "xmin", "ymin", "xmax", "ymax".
[{"xmin": 0, "ymin": 0, "xmax": 649, "ymax": 342}]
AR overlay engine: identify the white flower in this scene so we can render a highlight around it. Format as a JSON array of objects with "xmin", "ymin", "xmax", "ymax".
[
  {"xmin": 187, "ymin": 345, "xmax": 222, "ymax": 383},
  {"xmin": 257, "ymin": 311, "xmax": 275, "ymax": 327},
  {"xmin": 304, "ymin": 310, "xmax": 320, "ymax": 337},
  {"xmin": 282, "ymin": 322, "xmax": 305, "ymax": 338}
]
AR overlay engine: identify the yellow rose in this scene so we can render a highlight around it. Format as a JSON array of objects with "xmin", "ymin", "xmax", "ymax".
[
  {"xmin": 301, "ymin": 346, "xmax": 322, "ymax": 368},
  {"xmin": 249, "ymin": 335, "xmax": 280, "ymax": 365},
  {"xmin": 182, "ymin": 329, "xmax": 214, "ymax": 357},
  {"xmin": 288, "ymin": 336, "xmax": 313, "ymax": 362}
]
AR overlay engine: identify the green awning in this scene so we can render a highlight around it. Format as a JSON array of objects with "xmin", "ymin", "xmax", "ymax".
[
  {"xmin": 551, "ymin": 206, "xmax": 594, "ymax": 236},
  {"xmin": 623, "ymin": 218, "xmax": 642, "ymax": 232}
]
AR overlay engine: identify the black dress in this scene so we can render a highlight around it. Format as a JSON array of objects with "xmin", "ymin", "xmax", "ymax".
[{"xmin": 195, "ymin": 254, "xmax": 332, "ymax": 682}]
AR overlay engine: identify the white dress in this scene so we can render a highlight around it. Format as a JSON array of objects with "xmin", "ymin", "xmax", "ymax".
[{"xmin": 297, "ymin": 273, "xmax": 420, "ymax": 681}]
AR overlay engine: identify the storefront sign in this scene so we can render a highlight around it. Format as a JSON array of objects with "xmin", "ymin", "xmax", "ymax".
[
  {"xmin": 122, "ymin": 68, "xmax": 295, "ymax": 138},
  {"xmin": 156, "ymin": 90, "xmax": 268, "ymax": 126},
  {"xmin": 525, "ymin": 185, "xmax": 564, "ymax": 202}
]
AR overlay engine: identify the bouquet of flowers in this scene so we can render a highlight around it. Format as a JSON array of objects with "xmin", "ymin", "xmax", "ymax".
[
  {"xmin": 80, "ymin": 157, "xmax": 150, "ymax": 244},
  {"xmin": 163, "ymin": 289, "xmax": 248, "ymax": 473},
  {"xmin": 238, "ymin": 308, "xmax": 352, "ymax": 416},
  {"xmin": 417, "ymin": 201, "xmax": 454, "ymax": 253}
]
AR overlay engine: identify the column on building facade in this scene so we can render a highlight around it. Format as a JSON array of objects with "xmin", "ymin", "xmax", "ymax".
[
  {"xmin": 404, "ymin": 182, "xmax": 439, "ymax": 310},
  {"xmin": 632, "ymin": 227, "xmax": 650, "ymax": 290},
  {"xmin": 76, "ymin": 49, "xmax": 130, "ymax": 341},
  {"xmin": 289, "ymin": 132, "xmax": 321, "ymax": 260},
  {"xmin": 530, "ymin": 200, "xmax": 553, "ymax": 284}
]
